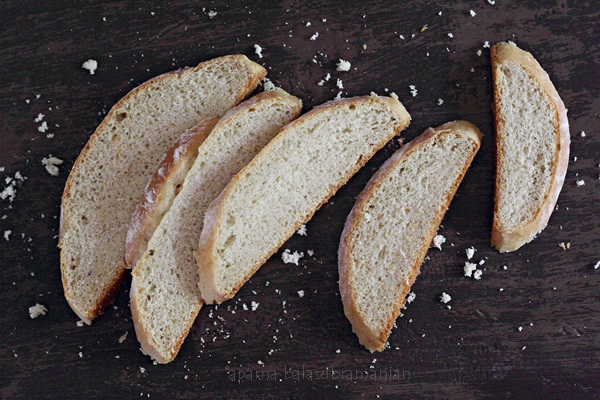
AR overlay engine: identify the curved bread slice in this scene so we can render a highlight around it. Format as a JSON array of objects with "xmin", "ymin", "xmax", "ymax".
[
  {"xmin": 59, "ymin": 55, "xmax": 266, "ymax": 324},
  {"xmin": 130, "ymin": 89, "xmax": 302, "ymax": 363},
  {"xmin": 339, "ymin": 121, "xmax": 482, "ymax": 352},
  {"xmin": 491, "ymin": 42, "xmax": 570, "ymax": 252},
  {"xmin": 197, "ymin": 94, "xmax": 411, "ymax": 304},
  {"xmin": 125, "ymin": 117, "xmax": 218, "ymax": 268}
]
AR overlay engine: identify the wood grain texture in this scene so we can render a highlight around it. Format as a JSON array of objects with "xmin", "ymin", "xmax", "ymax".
[{"xmin": 0, "ymin": 0, "xmax": 598, "ymax": 399}]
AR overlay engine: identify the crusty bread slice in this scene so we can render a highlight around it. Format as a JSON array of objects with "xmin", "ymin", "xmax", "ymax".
[
  {"xmin": 125, "ymin": 117, "xmax": 218, "ymax": 268},
  {"xmin": 490, "ymin": 42, "xmax": 570, "ymax": 252},
  {"xmin": 338, "ymin": 121, "xmax": 482, "ymax": 352},
  {"xmin": 130, "ymin": 89, "xmax": 302, "ymax": 363},
  {"xmin": 59, "ymin": 55, "xmax": 266, "ymax": 324},
  {"xmin": 197, "ymin": 94, "xmax": 411, "ymax": 304}
]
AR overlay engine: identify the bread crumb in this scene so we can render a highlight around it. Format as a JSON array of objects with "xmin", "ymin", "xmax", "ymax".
[
  {"xmin": 207, "ymin": 10, "xmax": 217, "ymax": 18},
  {"xmin": 79, "ymin": 352, "xmax": 83, "ymax": 358},
  {"xmin": 483, "ymin": 41, "xmax": 490, "ymax": 48},
  {"xmin": 254, "ymin": 44, "xmax": 263, "ymax": 59},
  {"xmin": 310, "ymin": 32, "xmax": 319, "ymax": 40},
  {"xmin": 251, "ymin": 301, "xmax": 259, "ymax": 311},
  {"xmin": 594, "ymin": 261, "xmax": 600, "ymax": 269},
  {"xmin": 437, "ymin": 98, "xmax": 444, "ymax": 105},
  {"xmin": 409, "ymin": 85, "xmax": 417, "ymax": 97},
  {"xmin": 440, "ymin": 293, "xmax": 451, "ymax": 304},
  {"xmin": 296, "ymin": 224, "xmax": 307, "ymax": 236},
  {"xmin": 477, "ymin": 49, "xmax": 482, "ymax": 57},
  {"xmin": 487, "ymin": 0, "xmax": 496, "ymax": 4},
  {"xmin": 282, "ymin": 249, "xmax": 304, "ymax": 265},
  {"xmin": 4, "ymin": 230, "xmax": 11, "ymax": 241},
  {"xmin": 307, "ymin": 249, "xmax": 314, "ymax": 256},
  {"xmin": 390, "ymin": 92, "xmax": 399, "ymax": 101},
  {"xmin": 447, "ymin": 33, "xmax": 454, "ymax": 38},
  {"xmin": 29, "ymin": 303, "xmax": 47, "ymax": 319},
  {"xmin": 420, "ymin": 25, "xmax": 428, "ymax": 32},
  {"xmin": 140, "ymin": 367, "xmax": 146, "ymax": 373},
  {"xmin": 336, "ymin": 78, "xmax": 343, "ymax": 90},
  {"xmin": 42, "ymin": 155, "xmax": 63, "ymax": 176},
  {"xmin": 465, "ymin": 246, "xmax": 475, "ymax": 259},
  {"xmin": 76, "ymin": 320, "xmax": 84, "ymax": 327},
  {"xmin": 580, "ymin": 131, "xmax": 585, "ymax": 137},
  {"xmin": 334, "ymin": 91, "xmax": 343, "ymax": 100},
  {"xmin": 406, "ymin": 292, "xmax": 416, "ymax": 303},
  {"xmin": 336, "ymin": 58, "xmax": 351, "ymax": 72},
  {"xmin": 469, "ymin": 10, "xmax": 476, "ymax": 17},
  {"xmin": 262, "ymin": 78, "xmax": 277, "ymax": 91},
  {"xmin": 118, "ymin": 331, "xmax": 128, "ymax": 343},
  {"xmin": 518, "ymin": 326, "xmax": 523, "ymax": 332},
  {"xmin": 479, "ymin": 259, "xmax": 485, "ymax": 265},
  {"xmin": 34, "ymin": 113, "xmax": 45, "ymax": 123},
  {"xmin": 82, "ymin": 59, "xmax": 98, "ymax": 75},
  {"xmin": 298, "ymin": 290, "xmax": 305, "ymax": 297},
  {"xmin": 306, "ymin": 21, "xmax": 311, "ymax": 26},
  {"xmin": 473, "ymin": 270, "xmax": 483, "ymax": 280},
  {"xmin": 464, "ymin": 262, "xmax": 477, "ymax": 277},
  {"xmin": 433, "ymin": 234, "xmax": 446, "ymax": 250},
  {"xmin": 38, "ymin": 121, "xmax": 49, "ymax": 133},
  {"xmin": 576, "ymin": 180, "xmax": 585, "ymax": 186}
]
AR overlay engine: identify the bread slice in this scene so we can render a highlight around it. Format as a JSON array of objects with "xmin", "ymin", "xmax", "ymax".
[
  {"xmin": 130, "ymin": 89, "xmax": 302, "ymax": 363},
  {"xmin": 197, "ymin": 94, "xmax": 411, "ymax": 304},
  {"xmin": 338, "ymin": 121, "xmax": 482, "ymax": 352},
  {"xmin": 125, "ymin": 117, "xmax": 218, "ymax": 268},
  {"xmin": 59, "ymin": 55, "xmax": 266, "ymax": 324},
  {"xmin": 490, "ymin": 42, "xmax": 570, "ymax": 252}
]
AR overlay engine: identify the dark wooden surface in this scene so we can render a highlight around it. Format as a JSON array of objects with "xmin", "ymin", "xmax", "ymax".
[{"xmin": 1, "ymin": 1, "xmax": 598, "ymax": 399}]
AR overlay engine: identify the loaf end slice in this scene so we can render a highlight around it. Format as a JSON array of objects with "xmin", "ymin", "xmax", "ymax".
[
  {"xmin": 197, "ymin": 94, "xmax": 411, "ymax": 304},
  {"xmin": 490, "ymin": 42, "xmax": 570, "ymax": 252},
  {"xmin": 59, "ymin": 55, "xmax": 266, "ymax": 324},
  {"xmin": 125, "ymin": 117, "xmax": 218, "ymax": 268},
  {"xmin": 130, "ymin": 89, "xmax": 302, "ymax": 363},
  {"xmin": 339, "ymin": 121, "xmax": 482, "ymax": 351}
]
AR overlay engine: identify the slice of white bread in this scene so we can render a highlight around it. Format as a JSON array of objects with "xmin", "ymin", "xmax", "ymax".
[
  {"xmin": 338, "ymin": 121, "xmax": 483, "ymax": 352},
  {"xmin": 197, "ymin": 94, "xmax": 411, "ymax": 304},
  {"xmin": 125, "ymin": 117, "xmax": 219, "ymax": 268},
  {"xmin": 130, "ymin": 89, "xmax": 302, "ymax": 363},
  {"xmin": 490, "ymin": 42, "xmax": 570, "ymax": 252},
  {"xmin": 59, "ymin": 55, "xmax": 266, "ymax": 324}
]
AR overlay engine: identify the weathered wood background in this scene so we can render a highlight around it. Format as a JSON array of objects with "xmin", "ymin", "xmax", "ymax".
[{"xmin": 1, "ymin": 1, "xmax": 598, "ymax": 399}]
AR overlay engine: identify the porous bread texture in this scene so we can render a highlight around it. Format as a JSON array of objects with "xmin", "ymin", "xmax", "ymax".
[
  {"xmin": 130, "ymin": 89, "xmax": 302, "ymax": 363},
  {"xmin": 491, "ymin": 42, "xmax": 570, "ymax": 252},
  {"xmin": 59, "ymin": 55, "xmax": 266, "ymax": 324},
  {"xmin": 197, "ymin": 94, "xmax": 411, "ymax": 304},
  {"xmin": 125, "ymin": 117, "xmax": 219, "ymax": 268},
  {"xmin": 339, "ymin": 121, "xmax": 482, "ymax": 352}
]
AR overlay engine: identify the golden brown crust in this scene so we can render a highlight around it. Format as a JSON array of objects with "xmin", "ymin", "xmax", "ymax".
[
  {"xmin": 339, "ymin": 121, "xmax": 483, "ymax": 351},
  {"xmin": 197, "ymin": 94, "xmax": 411, "ymax": 304},
  {"xmin": 490, "ymin": 42, "xmax": 570, "ymax": 252},
  {"xmin": 59, "ymin": 55, "xmax": 266, "ymax": 323},
  {"xmin": 125, "ymin": 117, "xmax": 219, "ymax": 268}
]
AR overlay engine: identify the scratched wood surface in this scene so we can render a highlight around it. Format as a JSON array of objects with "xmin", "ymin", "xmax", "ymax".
[{"xmin": 1, "ymin": 1, "xmax": 599, "ymax": 399}]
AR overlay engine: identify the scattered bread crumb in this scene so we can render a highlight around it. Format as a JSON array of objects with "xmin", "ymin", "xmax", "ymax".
[
  {"xmin": 4, "ymin": 230, "xmax": 11, "ymax": 241},
  {"xmin": 409, "ymin": 85, "xmax": 418, "ymax": 97},
  {"xmin": 473, "ymin": 270, "xmax": 483, "ymax": 280},
  {"xmin": 76, "ymin": 320, "xmax": 84, "ymax": 327},
  {"xmin": 82, "ymin": 59, "xmax": 98, "ymax": 75},
  {"xmin": 29, "ymin": 303, "xmax": 47, "ymax": 319},
  {"xmin": 447, "ymin": 33, "xmax": 454, "ymax": 38},
  {"xmin": 296, "ymin": 224, "xmax": 307, "ymax": 236},
  {"xmin": 440, "ymin": 293, "xmax": 451, "ymax": 304},
  {"xmin": 118, "ymin": 331, "xmax": 128, "ymax": 343},
  {"xmin": 464, "ymin": 262, "xmax": 477, "ymax": 277},
  {"xmin": 42, "ymin": 155, "xmax": 63, "ymax": 176},
  {"xmin": 262, "ymin": 78, "xmax": 277, "ymax": 91},
  {"xmin": 437, "ymin": 98, "xmax": 444, "ymax": 105},
  {"xmin": 594, "ymin": 261, "xmax": 599, "ymax": 270},
  {"xmin": 576, "ymin": 180, "xmax": 585, "ymax": 187},
  {"xmin": 483, "ymin": 41, "xmax": 490, "ymax": 48},
  {"xmin": 406, "ymin": 292, "xmax": 416, "ymax": 304},
  {"xmin": 251, "ymin": 301, "xmax": 259, "ymax": 311},
  {"xmin": 38, "ymin": 121, "xmax": 49, "ymax": 133},
  {"xmin": 281, "ymin": 249, "xmax": 304, "ymax": 265},
  {"xmin": 207, "ymin": 10, "xmax": 217, "ymax": 18},
  {"xmin": 433, "ymin": 234, "xmax": 446, "ymax": 250},
  {"xmin": 310, "ymin": 32, "xmax": 319, "ymax": 41},
  {"xmin": 580, "ymin": 131, "xmax": 586, "ymax": 137},
  {"xmin": 336, "ymin": 58, "xmax": 351, "ymax": 72},
  {"xmin": 465, "ymin": 246, "xmax": 475, "ymax": 259},
  {"xmin": 336, "ymin": 78, "xmax": 343, "ymax": 90},
  {"xmin": 469, "ymin": 10, "xmax": 476, "ymax": 17},
  {"xmin": 298, "ymin": 290, "xmax": 305, "ymax": 297},
  {"xmin": 34, "ymin": 113, "xmax": 45, "ymax": 123},
  {"xmin": 254, "ymin": 44, "xmax": 263, "ymax": 59},
  {"xmin": 390, "ymin": 92, "xmax": 399, "ymax": 101}
]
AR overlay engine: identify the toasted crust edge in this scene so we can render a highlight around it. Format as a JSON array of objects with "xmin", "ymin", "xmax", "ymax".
[
  {"xmin": 125, "ymin": 117, "xmax": 219, "ymax": 268},
  {"xmin": 339, "ymin": 121, "xmax": 483, "ymax": 351},
  {"xmin": 197, "ymin": 94, "xmax": 411, "ymax": 304},
  {"xmin": 58, "ymin": 55, "xmax": 266, "ymax": 323},
  {"xmin": 490, "ymin": 42, "xmax": 570, "ymax": 252}
]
